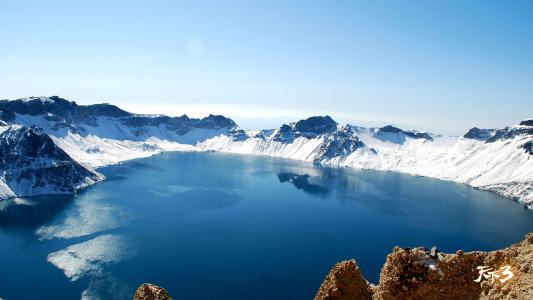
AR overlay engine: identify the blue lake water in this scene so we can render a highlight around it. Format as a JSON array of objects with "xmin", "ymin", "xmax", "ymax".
[{"xmin": 0, "ymin": 151, "xmax": 532, "ymax": 300}]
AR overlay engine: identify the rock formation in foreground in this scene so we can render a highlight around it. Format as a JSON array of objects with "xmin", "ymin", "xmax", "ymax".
[
  {"xmin": 134, "ymin": 283, "xmax": 171, "ymax": 300},
  {"xmin": 315, "ymin": 233, "xmax": 533, "ymax": 300}
]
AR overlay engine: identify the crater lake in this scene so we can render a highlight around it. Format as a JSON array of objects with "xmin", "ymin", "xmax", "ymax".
[{"xmin": 1, "ymin": 152, "xmax": 532, "ymax": 300}]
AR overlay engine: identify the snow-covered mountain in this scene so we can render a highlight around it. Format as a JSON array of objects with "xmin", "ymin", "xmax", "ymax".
[
  {"xmin": 0, "ymin": 96, "xmax": 233, "ymax": 167},
  {"xmin": 1, "ymin": 96, "xmax": 532, "ymax": 209},
  {"xmin": 0, "ymin": 124, "xmax": 102, "ymax": 198},
  {"xmin": 199, "ymin": 116, "xmax": 533, "ymax": 209}
]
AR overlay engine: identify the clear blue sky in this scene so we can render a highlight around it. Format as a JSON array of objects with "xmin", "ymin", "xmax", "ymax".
[{"xmin": 1, "ymin": 0, "xmax": 532, "ymax": 134}]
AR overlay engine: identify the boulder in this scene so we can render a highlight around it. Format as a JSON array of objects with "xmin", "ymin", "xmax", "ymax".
[
  {"xmin": 134, "ymin": 283, "xmax": 171, "ymax": 300},
  {"xmin": 315, "ymin": 259, "xmax": 373, "ymax": 300}
]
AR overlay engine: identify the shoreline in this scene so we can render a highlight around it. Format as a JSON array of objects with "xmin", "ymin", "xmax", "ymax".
[{"xmin": 1, "ymin": 146, "xmax": 531, "ymax": 211}]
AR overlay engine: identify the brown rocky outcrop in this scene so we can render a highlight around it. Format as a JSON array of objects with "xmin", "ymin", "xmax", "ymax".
[
  {"xmin": 316, "ymin": 233, "xmax": 533, "ymax": 300},
  {"xmin": 134, "ymin": 283, "xmax": 171, "ymax": 300},
  {"xmin": 314, "ymin": 259, "xmax": 373, "ymax": 300}
]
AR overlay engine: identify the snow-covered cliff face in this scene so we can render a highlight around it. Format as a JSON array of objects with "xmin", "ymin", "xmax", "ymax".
[
  {"xmin": 0, "ymin": 96, "xmax": 532, "ymax": 209},
  {"xmin": 1, "ymin": 96, "xmax": 232, "ymax": 167},
  {"xmin": 0, "ymin": 96, "xmax": 236, "ymax": 140},
  {"xmin": 0, "ymin": 125, "xmax": 102, "ymax": 198}
]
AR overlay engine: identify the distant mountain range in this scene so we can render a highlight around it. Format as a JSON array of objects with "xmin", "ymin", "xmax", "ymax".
[{"xmin": 1, "ymin": 96, "xmax": 532, "ymax": 209}]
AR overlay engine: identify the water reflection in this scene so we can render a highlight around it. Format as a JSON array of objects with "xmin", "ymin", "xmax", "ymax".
[
  {"xmin": 81, "ymin": 274, "xmax": 133, "ymax": 300},
  {"xmin": 47, "ymin": 234, "xmax": 133, "ymax": 281},
  {"xmin": 35, "ymin": 192, "xmax": 135, "ymax": 299},
  {"xmin": 0, "ymin": 196, "xmax": 73, "ymax": 230},
  {"xmin": 277, "ymin": 172, "xmax": 329, "ymax": 196},
  {"xmin": 147, "ymin": 187, "xmax": 242, "ymax": 214},
  {"xmin": 36, "ymin": 192, "xmax": 130, "ymax": 240}
]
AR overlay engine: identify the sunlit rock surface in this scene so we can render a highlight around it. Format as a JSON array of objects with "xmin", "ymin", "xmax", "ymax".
[
  {"xmin": 315, "ymin": 233, "xmax": 533, "ymax": 300},
  {"xmin": 134, "ymin": 283, "xmax": 171, "ymax": 300}
]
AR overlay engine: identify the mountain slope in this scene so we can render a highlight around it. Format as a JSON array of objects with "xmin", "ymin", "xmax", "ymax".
[{"xmin": 0, "ymin": 124, "xmax": 102, "ymax": 198}]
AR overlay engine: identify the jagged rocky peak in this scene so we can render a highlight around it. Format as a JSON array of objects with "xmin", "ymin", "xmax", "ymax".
[
  {"xmin": 293, "ymin": 115, "xmax": 338, "ymax": 136},
  {"xmin": 374, "ymin": 125, "xmax": 433, "ymax": 144},
  {"xmin": 0, "ymin": 125, "xmax": 102, "ymax": 198},
  {"xmin": 463, "ymin": 127, "xmax": 495, "ymax": 141},
  {"xmin": 273, "ymin": 116, "xmax": 338, "ymax": 142},
  {"xmin": 229, "ymin": 127, "xmax": 248, "ymax": 141},
  {"xmin": 481, "ymin": 118, "xmax": 533, "ymax": 143},
  {"xmin": 0, "ymin": 125, "xmax": 77, "ymax": 160},
  {"xmin": 0, "ymin": 96, "xmax": 239, "ymax": 142},
  {"xmin": 486, "ymin": 120, "xmax": 533, "ymax": 143},
  {"xmin": 0, "ymin": 95, "xmax": 131, "ymax": 122},
  {"xmin": 200, "ymin": 114, "xmax": 237, "ymax": 129},
  {"xmin": 314, "ymin": 125, "xmax": 366, "ymax": 162},
  {"xmin": 520, "ymin": 118, "xmax": 533, "ymax": 127},
  {"xmin": 128, "ymin": 113, "xmax": 236, "ymax": 132},
  {"xmin": 0, "ymin": 96, "xmax": 239, "ymax": 129}
]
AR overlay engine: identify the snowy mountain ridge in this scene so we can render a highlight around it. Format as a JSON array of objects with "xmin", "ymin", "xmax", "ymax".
[
  {"xmin": 0, "ymin": 96, "xmax": 532, "ymax": 209},
  {"xmin": 199, "ymin": 116, "xmax": 533, "ymax": 208},
  {"xmin": 0, "ymin": 124, "xmax": 103, "ymax": 198}
]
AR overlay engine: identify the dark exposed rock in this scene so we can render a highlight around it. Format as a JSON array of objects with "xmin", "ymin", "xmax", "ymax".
[
  {"xmin": 272, "ymin": 116, "xmax": 338, "ymax": 143},
  {"xmin": 378, "ymin": 125, "xmax": 404, "ymax": 134},
  {"xmin": 134, "ymin": 283, "xmax": 171, "ymax": 300},
  {"xmin": 0, "ymin": 125, "xmax": 102, "ymax": 197},
  {"xmin": 314, "ymin": 125, "xmax": 366, "ymax": 162},
  {"xmin": 519, "ymin": 119, "xmax": 533, "ymax": 127},
  {"xmin": 229, "ymin": 128, "xmax": 248, "ymax": 141},
  {"xmin": 272, "ymin": 124, "xmax": 295, "ymax": 142},
  {"xmin": 415, "ymin": 132, "xmax": 433, "ymax": 140},
  {"xmin": 293, "ymin": 116, "xmax": 338, "ymax": 137},
  {"xmin": 200, "ymin": 114, "xmax": 236, "ymax": 129},
  {"xmin": 0, "ymin": 96, "xmax": 129, "ymax": 122},
  {"xmin": 523, "ymin": 141, "xmax": 533, "ymax": 155},
  {"xmin": 375, "ymin": 125, "xmax": 433, "ymax": 143},
  {"xmin": 0, "ymin": 96, "xmax": 237, "ymax": 139},
  {"xmin": 463, "ymin": 127, "xmax": 495, "ymax": 141},
  {"xmin": 486, "ymin": 126, "xmax": 533, "ymax": 143}
]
